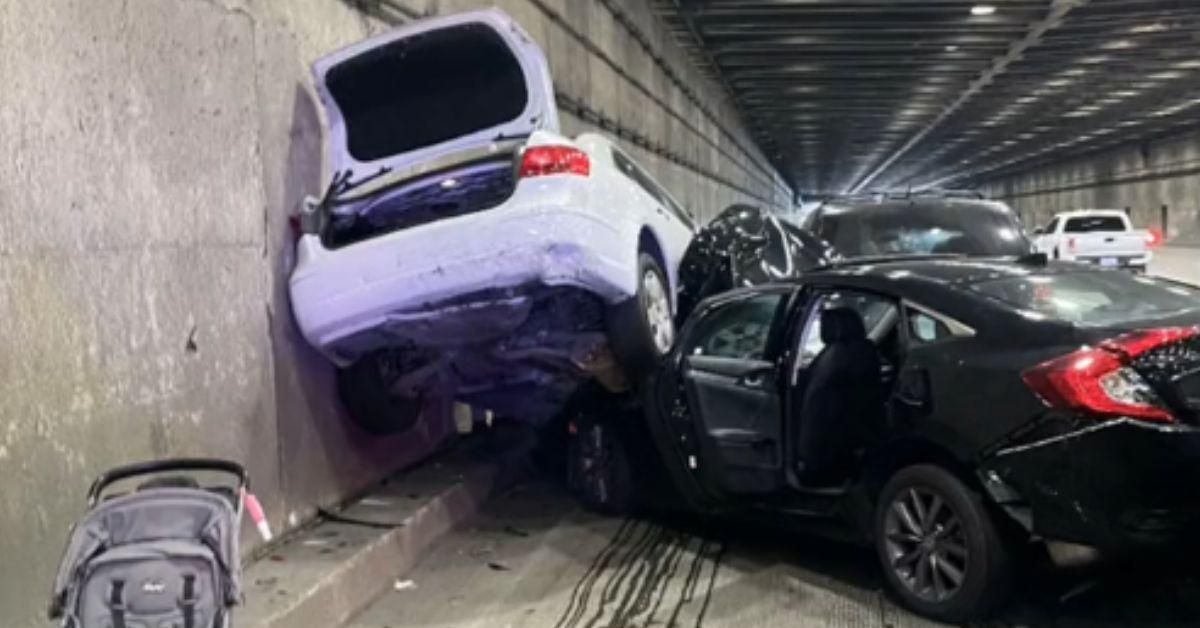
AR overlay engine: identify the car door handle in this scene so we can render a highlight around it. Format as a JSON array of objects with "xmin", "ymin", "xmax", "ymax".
[
  {"xmin": 737, "ymin": 368, "xmax": 773, "ymax": 388},
  {"xmin": 740, "ymin": 373, "xmax": 765, "ymax": 387}
]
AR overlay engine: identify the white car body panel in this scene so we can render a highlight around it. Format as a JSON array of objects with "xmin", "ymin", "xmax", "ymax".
[
  {"xmin": 291, "ymin": 11, "xmax": 696, "ymax": 369},
  {"xmin": 1034, "ymin": 210, "xmax": 1151, "ymax": 268}
]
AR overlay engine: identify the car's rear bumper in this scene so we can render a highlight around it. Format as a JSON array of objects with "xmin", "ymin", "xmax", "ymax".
[
  {"xmin": 1065, "ymin": 253, "xmax": 1152, "ymax": 270},
  {"xmin": 981, "ymin": 418, "xmax": 1200, "ymax": 552},
  {"xmin": 290, "ymin": 201, "xmax": 634, "ymax": 365}
]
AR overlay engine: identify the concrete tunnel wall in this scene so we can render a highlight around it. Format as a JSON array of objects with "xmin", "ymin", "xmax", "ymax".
[
  {"xmin": 0, "ymin": 0, "xmax": 788, "ymax": 624},
  {"xmin": 983, "ymin": 128, "xmax": 1200, "ymax": 246}
]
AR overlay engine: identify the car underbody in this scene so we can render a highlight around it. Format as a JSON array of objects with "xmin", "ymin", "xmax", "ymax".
[{"xmin": 342, "ymin": 285, "xmax": 628, "ymax": 423}]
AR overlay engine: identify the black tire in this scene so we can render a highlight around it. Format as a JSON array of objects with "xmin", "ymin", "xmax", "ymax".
[
  {"xmin": 566, "ymin": 414, "xmax": 636, "ymax": 516},
  {"xmin": 336, "ymin": 355, "xmax": 424, "ymax": 436},
  {"xmin": 1053, "ymin": 247, "xmax": 1060, "ymax": 260},
  {"xmin": 875, "ymin": 464, "xmax": 1013, "ymax": 623},
  {"xmin": 607, "ymin": 252, "xmax": 674, "ymax": 376}
]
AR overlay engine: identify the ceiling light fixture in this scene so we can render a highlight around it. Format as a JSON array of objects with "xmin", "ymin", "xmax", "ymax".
[{"xmin": 971, "ymin": 5, "xmax": 997, "ymax": 16}]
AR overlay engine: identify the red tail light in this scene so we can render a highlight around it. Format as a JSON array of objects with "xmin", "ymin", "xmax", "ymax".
[
  {"xmin": 1067, "ymin": 237, "xmax": 1077, "ymax": 252},
  {"xmin": 1022, "ymin": 327, "xmax": 1199, "ymax": 423},
  {"xmin": 519, "ymin": 145, "xmax": 590, "ymax": 178},
  {"xmin": 1146, "ymin": 228, "xmax": 1163, "ymax": 248}
]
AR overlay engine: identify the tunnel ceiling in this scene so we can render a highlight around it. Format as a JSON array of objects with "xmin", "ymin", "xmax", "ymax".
[{"xmin": 656, "ymin": 0, "xmax": 1200, "ymax": 197}]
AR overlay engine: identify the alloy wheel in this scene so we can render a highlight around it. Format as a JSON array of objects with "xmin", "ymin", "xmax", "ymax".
[
  {"xmin": 883, "ymin": 487, "xmax": 970, "ymax": 603},
  {"xmin": 642, "ymin": 268, "xmax": 674, "ymax": 353}
]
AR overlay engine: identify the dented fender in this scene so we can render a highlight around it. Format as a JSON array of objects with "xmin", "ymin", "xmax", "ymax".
[{"xmin": 979, "ymin": 418, "xmax": 1200, "ymax": 550}]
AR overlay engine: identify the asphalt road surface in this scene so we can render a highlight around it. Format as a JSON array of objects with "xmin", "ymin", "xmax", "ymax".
[
  {"xmin": 1150, "ymin": 245, "xmax": 1200, "ymax": 284},
  {"xmin": 348, "ymin": 480, "xmax": 1200, "ymax": 628}
]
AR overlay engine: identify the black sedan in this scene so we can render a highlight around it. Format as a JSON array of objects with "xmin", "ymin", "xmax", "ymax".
[{"xmin": 564, "ymin": 256, "xmax": 1200, "ymax": 622}]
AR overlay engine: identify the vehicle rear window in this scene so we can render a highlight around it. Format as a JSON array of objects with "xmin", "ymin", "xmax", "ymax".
[
  {"xmin": 970, "ymin": 272, "xmax": 1200, "ymax": 326},
  {"xmin": 1064, "ymin": 216, "xmax": 1126, "ymax": 233},
  {"xmin": 326, "ymin": 24, "xmax": 528, "ymax": 162}
]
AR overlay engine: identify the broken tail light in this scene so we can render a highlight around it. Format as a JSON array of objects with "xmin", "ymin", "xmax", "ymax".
[
  {"xmin": 1022, "ymin": 327, "xmax": 1200, "ymax": 423},
  {"xmin": 519, "ymin": 145, "xmax": 590, "ymax": 178}
]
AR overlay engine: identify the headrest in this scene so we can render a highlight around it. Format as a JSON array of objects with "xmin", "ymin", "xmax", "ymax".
[{"xmin": 820, "ymin": 307, "xmax": 867, "ymax": 344}]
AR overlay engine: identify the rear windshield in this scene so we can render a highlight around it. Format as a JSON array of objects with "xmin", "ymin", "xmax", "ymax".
[
  {"xmin": 325, "ymin": 24, "xmax": 528, "ymax": 162},
  {"xmin": 811, "ymin": 201, "xmax": 1030, "ymax": 258},
  {"xmin": 970, "ymin": 272, "xmax": 1200, "ymax": 326},
  {"xmin": 1064, "ymin": 215, "xmax": 1127, "ymax": 233}
]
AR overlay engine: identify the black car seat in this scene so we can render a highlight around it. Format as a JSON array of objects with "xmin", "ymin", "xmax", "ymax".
[{"xmin": 795, "ymin": 308, "xmax": 883, "ymax": 483}]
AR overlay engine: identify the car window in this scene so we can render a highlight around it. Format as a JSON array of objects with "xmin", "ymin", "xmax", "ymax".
[
  {"xmin": 612, "ymin": 149, "xmax": 696, "ymax": 229},
  {"xmin": 1064, "ymin": 215, "xmax": 1127, "ymax": 232},
  {"xmin": 811, "ymin": 201, "xmax": 1029, "ymax": 258},
  {"xmin": 797, "ymin": 290, "xmax": 897, "ymax": 367},
  {"xmin": 689, "ymin": 293, "xmax": 784, "ymax": 360},
  {"xmin": 1044, "ymin": 217, "xmax": 1059, "ymax": 234},
  {"xmin": 970, "ymin": 271, "xmax": 1200, "ymax": 326},
  {"xmin": 906, "ymin": 309, "xmax": 952, "ymax": 345}
]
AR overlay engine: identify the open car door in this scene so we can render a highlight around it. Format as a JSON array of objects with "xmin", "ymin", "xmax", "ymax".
[{"xmin": 675, "ymin": 288, "xmax": 794, "ymax": 499}]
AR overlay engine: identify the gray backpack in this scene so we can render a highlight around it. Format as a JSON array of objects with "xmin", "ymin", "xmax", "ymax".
[{"xmin": 49, "ymin": 459, "xmax": 246, "ymax": 628}]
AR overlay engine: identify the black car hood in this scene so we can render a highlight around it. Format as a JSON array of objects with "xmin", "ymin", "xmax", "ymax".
[{"xmin": 676, "ymin": 204, "xmax": 837, "ymax": 320}]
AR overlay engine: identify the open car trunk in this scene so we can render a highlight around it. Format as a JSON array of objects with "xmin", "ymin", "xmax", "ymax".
[{"xmin": 312, "ymin": 8, "xmax": 557, "ymax": 188}]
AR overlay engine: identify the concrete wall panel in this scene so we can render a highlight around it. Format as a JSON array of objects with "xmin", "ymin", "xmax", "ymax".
[
  {"xmin": 0, "ymin": 1, "xmax": 786, "ymax": 625},
  {"xmin": 985, "ymin": 129, "xmax": 1200, "ymax": 245}
]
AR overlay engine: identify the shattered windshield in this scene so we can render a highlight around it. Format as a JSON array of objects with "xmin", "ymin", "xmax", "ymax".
[{"xmin": 810, "ymin": 201, "xmax": 1031, "ymax": 258}]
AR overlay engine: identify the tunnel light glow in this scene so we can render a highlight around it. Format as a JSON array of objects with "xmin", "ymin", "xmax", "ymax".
[
  {"xmin": 970, "ymin": 5, "xmax": 997, "ymax": 16},
  {"xmin": 1130, "ymin": 23, "xmax": 1168, "ymax": 34},
  {"xmin": 1101, "ymin": 39, "xmax": 1136, "ymax": 50}
]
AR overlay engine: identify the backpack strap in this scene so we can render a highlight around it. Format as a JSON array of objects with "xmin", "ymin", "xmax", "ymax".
[
  {"xmin": 108, "ymin": 580, "xmax": 126, "ymax": 628},
  {"xmin": 180, "ymin": 574, "xmax": 196, "ymax": 628}
]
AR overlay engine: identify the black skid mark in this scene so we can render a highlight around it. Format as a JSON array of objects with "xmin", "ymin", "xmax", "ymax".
[
  {"xmin": 584, "ymin": 522, "xmax": 663, "ymax": 628},
  {"xmin": 693, "ymin": 541, "xmax": 727, "ymax": 627},
  {"xmin": 554, "ymin": 518, "xmax": 639, "ymax": 628},
  {"xmin": 665, "ymin": 536, "xmax": 728, "ymax": 628},
  {"xmin": 641, "ymin": 532, "xmax": 691, "ymax": 628},
  {"xmin": 608, "ymin": 526, "xmax": 674, "ymax": 626}
]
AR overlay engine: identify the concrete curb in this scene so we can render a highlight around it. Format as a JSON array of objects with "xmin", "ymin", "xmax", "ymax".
[{"xmin": 239, "ymin": 453, "xmax": 514, "ymax": 628}]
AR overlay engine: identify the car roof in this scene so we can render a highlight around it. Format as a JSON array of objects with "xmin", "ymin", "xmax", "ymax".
[
  {"xmin": 817, "ymin": 197, "xmax": 1013, "ymax": 214},
  {"xmin": 1054, "ymin": 209, "xmax": 1127, "ymax": 218},
  {"xmin": 801, "ymin": 256, "xmax": 1066, "ymax": 291}
]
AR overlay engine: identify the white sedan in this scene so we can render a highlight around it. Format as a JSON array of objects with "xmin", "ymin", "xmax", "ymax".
[{"xmin": 289, "ymin": 9, "xmax": 696, "ymax": 433}]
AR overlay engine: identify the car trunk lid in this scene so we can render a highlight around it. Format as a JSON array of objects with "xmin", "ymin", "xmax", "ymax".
[
  {"xmin": 312, "ymin": 9, "xmax": 558, "ymax": 179},
  {"xmin": 1067, "ymin": 231, "xmax": 1146, "ymax": 259}
]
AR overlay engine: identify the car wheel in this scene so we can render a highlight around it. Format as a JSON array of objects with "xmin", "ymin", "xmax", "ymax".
[
  {"xmin": 1053, "ymin": 247, "xmax": 1060, "ymax": 260},
  {"xmin": 875, "ymin": 464, "xmax": 1012, "ymax": 623},
  {"xmin": 607, "ymin": 252, "xmax": 675, "ymax": 376},
  {"xmin": 336, "ymin": 352, "xmax": 425, "ymax": 436},
  {"xmin": 567, "ymin": 416, "xmax": 635, "ymax": 515}
]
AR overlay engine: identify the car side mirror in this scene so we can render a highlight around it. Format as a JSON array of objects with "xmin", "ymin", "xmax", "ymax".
[
  {"xmin": 298, "ymin": 194, "xmax": 323, "ymax": 235},
  {"xmin": 1031, "ymin": 227, "xmax": 1044, "ymax": 235}
]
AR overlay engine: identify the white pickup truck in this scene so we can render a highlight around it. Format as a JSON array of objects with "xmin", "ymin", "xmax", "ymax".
[{"xmin": 1032, "ymin": 210, "xmax": 1153, "ymax": 272}]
